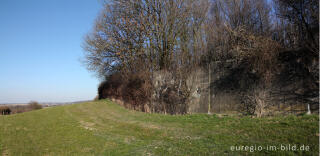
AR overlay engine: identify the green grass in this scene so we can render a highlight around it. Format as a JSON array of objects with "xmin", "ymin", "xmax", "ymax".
[{"xmin": 0, "ymin": 99, "xmax": 318, "ymax": 155}]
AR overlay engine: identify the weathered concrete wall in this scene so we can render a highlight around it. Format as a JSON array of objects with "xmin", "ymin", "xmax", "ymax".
[
  {"xmin": 185, "ymin": 57, "xmax": 318, "ymax": 115},
  {"xmin": 186, "ymin": 61, "xmax": 242, "ymax": 114},
  {"xmin": 186, "ymin": 68, "xmax": 209, "ymax": 113}
]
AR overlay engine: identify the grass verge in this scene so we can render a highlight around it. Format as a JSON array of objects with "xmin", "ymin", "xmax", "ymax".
[{"xmin": 0, "ymin": 99, "xmax": 318, "ymax": 155}]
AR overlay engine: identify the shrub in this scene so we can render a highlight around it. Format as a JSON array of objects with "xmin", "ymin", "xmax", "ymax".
[
  {"xmin": 98, "ymin": 72, "xmax": 152, "ymax": 112},
  {"xmin": 0, "ymin": 106, "xmax": 11, "ymax": 115},
  {"xmin": 122, "ymin": 72, "xmax": 152, "ymax": 111},
  {"xmin": 28, "ymin": 101, "xmax": 42, "ymax": 110}
]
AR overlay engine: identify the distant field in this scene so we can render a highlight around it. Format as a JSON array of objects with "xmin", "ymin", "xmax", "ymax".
[{"xmin": 0, "ymin": 100, "xmax": 318, "ymax": 155}]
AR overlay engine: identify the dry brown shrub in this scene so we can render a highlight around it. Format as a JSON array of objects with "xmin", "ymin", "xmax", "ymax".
[
  {"xmin": 98, "ymin": 71, "xmax": 152, "ymax": 112},
  {"xmin": 0, "ymin": 106, "xmax": 11, "ymax": 115},
  {"xmin": 28, "ymin": 101, "xmax": 42, "ymax": 110}
]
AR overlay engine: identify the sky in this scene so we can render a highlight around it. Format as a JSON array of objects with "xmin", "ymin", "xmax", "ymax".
[{"xmin": 0, "ymin": 0, "xmax": 103, "ymax": 103}]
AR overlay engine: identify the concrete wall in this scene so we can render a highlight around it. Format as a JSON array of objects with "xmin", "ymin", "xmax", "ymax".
[
  {"xmin": 186, "ymin": 61, "xmax": 242, "ymax": 114},
  {"xmin": 185, "ymin": 58, "xmax": 318, "ymax": 115}
]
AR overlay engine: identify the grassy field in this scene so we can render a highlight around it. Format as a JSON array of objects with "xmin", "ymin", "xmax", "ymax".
[{"xmin": 0, "ymin": 100, "xmax": 318, "ymax": 155}]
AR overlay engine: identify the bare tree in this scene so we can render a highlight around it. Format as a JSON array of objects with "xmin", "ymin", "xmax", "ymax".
[
  {"xmin": 83, "ymin": 0, "xmax": 318, "ymax": 116},
  {"xmin": 273, "ymin": 0, "xmax": 319, "ymax": 53}
]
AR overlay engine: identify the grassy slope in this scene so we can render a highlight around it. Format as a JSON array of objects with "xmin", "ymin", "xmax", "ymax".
[{"xmin": 0, "ymin": 100, "xmax": 318, "ymax": 156}]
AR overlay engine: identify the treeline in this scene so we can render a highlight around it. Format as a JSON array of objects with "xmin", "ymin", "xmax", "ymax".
[
  {"xmin": 0, "ymin": 101, "xmax": 42, "ymax": 115},
  {"xmin": 84, "ymin": 0, "xmax": 319, "ymax": 115}
]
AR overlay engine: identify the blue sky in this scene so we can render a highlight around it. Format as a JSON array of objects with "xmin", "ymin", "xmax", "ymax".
[{"xmin": 0, "ymin": 0, "xmax": 103, "ymax": 103}]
